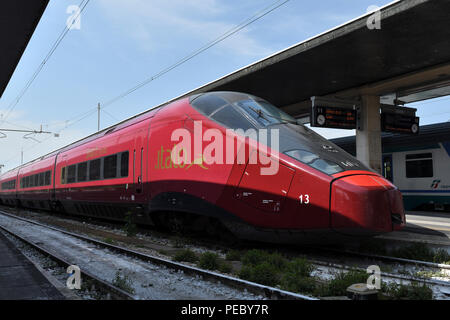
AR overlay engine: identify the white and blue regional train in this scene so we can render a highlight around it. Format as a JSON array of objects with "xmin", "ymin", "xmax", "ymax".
[{"xmin": 332, "ymin": 122, "xmax": 450, "ymax": 212}]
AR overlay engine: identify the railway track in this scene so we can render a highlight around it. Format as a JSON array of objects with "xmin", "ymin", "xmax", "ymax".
[
  {"xmin": 0, "ymin": 209, "xmax": 317, "ymax": 300},
  {"xmin": 0, "ymin": 224, "xmax": 135, "ymax": 300},
  {"xmin": 308, "ymin": 255, "xmax": 450, "ymax": 288},
  {"xmin": 309, "ymin": 245, "xmax": 450, "ymax": 272},
  {"xmin": 1, "ymin": 206, "xmax": 449, "ymax": 299}
]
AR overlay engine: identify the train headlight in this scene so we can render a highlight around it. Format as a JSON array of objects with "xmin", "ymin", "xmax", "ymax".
[{"xmin": 284, "ymin": 149, "xmax": 343, "ymax": 175}]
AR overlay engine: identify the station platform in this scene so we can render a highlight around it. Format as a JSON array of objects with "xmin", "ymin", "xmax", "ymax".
[
  {"xmin": 0, "ymin": 231, "xmax": 65, "ymax": 300},
  {"xmin": 377, "ymin": 211, "xmax": 450, "ymax": 246}
]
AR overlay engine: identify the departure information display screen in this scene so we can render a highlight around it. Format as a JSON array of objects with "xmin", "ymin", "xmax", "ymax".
[
  {"xmin": 311, "ymin": 106, "xmax": 357, "ymax": 129},
  {"xmin": 381, "ymin": 112, "xmax": 420, "ymax": 134}
]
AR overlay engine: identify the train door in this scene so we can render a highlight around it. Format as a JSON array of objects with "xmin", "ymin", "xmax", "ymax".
[
  {"xmin": 382, "ymin": 154, "xmax": 393, "ymax": 182},
  {"xmin": 59, "ymin": 154, "xmax": 68, "ymax": 201},
  {"xmin": 133, "ymin": 133, "xmax": 146, "ymax": 202}
]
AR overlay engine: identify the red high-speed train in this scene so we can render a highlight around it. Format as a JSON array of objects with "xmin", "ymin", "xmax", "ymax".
[{"xmin": 0, "ymin": 92, "xmax": 405, "ymax": 243}]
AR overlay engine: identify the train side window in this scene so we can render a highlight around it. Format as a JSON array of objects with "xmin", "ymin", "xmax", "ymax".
[
  {"xmin": 45, "ymin": 171, "xmax": 51, "ymax": 186},
  {"xmin": 1, "ymin": 180, "xmax": 15, "ymax": 190},
  {"xmin": 104, "ymin": 154, "xmax": 117, "ymax": 179},
  {"xmin": 121, "ymin": 152, "xmax": 129, "ymax": 177},
  {"xmin": 39, "ymin": 172, "xmax": 45, "ymax": 186},
  {"xmin": 3, "ymin": 180, "xmax": 15, "ymax": 190},
  {"xmin": 67, "ymin": 165, "xmax": 76, "ymax": 183},
  {"xmin": 89, "ymin": 159, "xmax": 101, "ymax": 181},
  {"xmin": 77, "ymin": 162, "xmax": 88, "ymax": 182},
  {"xmin": 34, "ymin": 174, "xmax": 39, "ymax": 187},
  {"xmin": 61, "ymin": 167, "xmax": 66, "ymax": 184},
  {"xmin": 405, "ymin": 153, "xmax": 433, "ymax": 178}
]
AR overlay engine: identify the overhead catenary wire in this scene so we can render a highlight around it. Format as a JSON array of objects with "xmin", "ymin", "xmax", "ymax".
[
  {"xmin": 0, "ymin": 0, "xmax": 91, "ymax": 126},
  {"xmin": 48, "ymin": 0, "xmax": 291, "ymax": 132},
  {"xmin": 100, "ymin": 0, "xmax": 291, "ymax": 109},
  {"xmin": 2, "ymin": 0, "xmax": 290, "ymax": 168}
]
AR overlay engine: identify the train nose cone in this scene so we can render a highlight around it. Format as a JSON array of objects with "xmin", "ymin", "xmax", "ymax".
[{"xmin": 331, "ymin": 174, "xmax": 405, "ymax": 235}]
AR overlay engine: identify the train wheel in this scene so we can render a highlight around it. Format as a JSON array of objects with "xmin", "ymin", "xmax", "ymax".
[
  {"xmin": 167, "ymin": 213, "xmax": 186, "ymax": 234},
  {"xmin": 151, "ymin": 211, "xmax": 186, "ymax": 234},
  {"xmin": 150, "ymin": 212, "xmax": 169, "ymax": 232}
]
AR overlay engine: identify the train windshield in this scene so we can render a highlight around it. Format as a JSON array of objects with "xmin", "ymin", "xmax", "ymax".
[
  {"xmin": 235, "ymin": 100, "xmax": 296, "ymax": 127},
  {"xmin": 189, "ymin": 92, "xmax": 371, "ymax": 176},
  {"xmin": 190, "ymin": 92, "xmax": 296, "ymax": 129},
  {"xmin": 285, "ymin": 149, "xmax": 344, "ymax": 175}
]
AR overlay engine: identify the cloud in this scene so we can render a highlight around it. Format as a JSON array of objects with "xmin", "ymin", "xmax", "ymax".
[{"xmin": 96, "ymin": 0, "xmax": 275, "ymax": 58}]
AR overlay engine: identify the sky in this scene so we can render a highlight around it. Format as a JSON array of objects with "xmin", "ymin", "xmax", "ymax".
[{"xmin": 0, "ymin": 0, "xmax": 449, "ymax": 172}]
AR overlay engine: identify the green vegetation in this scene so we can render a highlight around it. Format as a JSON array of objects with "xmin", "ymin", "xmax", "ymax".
[
  {"xmin": 239, "ymin": 250, "xmax": 315, "ymax": 291},
  {"xmin": 198, "ymin": 252, "xmax": 220, "ymax": 270},
  {"xmin": 192, "ymin": 252, "xmax": 233, "ymax": 274},
  {"xmin": 240, "ymin": 262, "xmax": 279, "ymax": 287},
  {"xmin": 433, "ymin": 248, "xmax": 450, "ymax": 264},
  {"xmin": 112, "ymin": 270, "xmax": 135, "ymax": 294},
  {"xmin": 173, "ymin": 249, "xmax": 198, "ymax": 263},
  {"xmin": 382, "ymin": 282, "xmax": 433, "ymax": 300},
  {"xmin": 389, "ymin": 243, "xmax": 450, "ymax": 264},
  {"xmin": 103, "ymin": 237, "xmax": 115, "ymax": 244},
  {"xmin": 280, "ymin": 258, "xmax": 316, "ymax": 293},
  {"xmin": 226, "ymin": 250, "xmax": 242, "ymax": 261},
  {"xmin": 218, "ymin": 261, "xmax": 233, "ymax": 274},
  {"xmin": 315, "ymin": 270, "xmax": 368, "ymax": 297},
  {"xmin": 232, "ymin": 249, "xmax": 434, "ymax": 300},
  {"xmin": 123, "ymin": 212, "xmax": 137, "ymax": 237},
  {"xmin": 241, "ymin": 249, "xmax": 287, "ymax": 271}
]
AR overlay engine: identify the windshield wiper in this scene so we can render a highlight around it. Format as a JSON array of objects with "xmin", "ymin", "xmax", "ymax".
[
  {"xmin": 250, "ymin": 105, "xmax": 297, "ymax": 124},
  {"xmin": 248, "ymin": 106, "xmax": 271, "ymax": 122}
]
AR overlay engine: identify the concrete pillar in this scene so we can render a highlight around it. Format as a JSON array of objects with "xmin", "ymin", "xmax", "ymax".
[{"xmin": 356, "ymin": 95, "xmax": 382, "ymax": 173}]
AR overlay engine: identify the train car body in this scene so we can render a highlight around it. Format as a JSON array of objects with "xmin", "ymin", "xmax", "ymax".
[
  {"xmin": 385, "ymin": 143, "xmax": 450, "ymax": 211},
  {"xmin": 0, "ymin": 168, "xmax": 18, "ymax": 206},
  {"xmin": 0, "ymin": 92, "xmax": 406, "ymax": 243},
  {"xmin": 332, "ymin": 122, "xmax": 450, "ymax": 212},
  {"xmin": 18, "ymin": 155, "xmax": 56, "ymax": 211}
]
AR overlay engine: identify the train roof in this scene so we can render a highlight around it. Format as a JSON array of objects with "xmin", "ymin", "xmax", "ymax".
[
  {"xmin": 331, "ymin": 121, "xmax": 450, "ymax": 155},
  {"xmin": 0, "ymin": 98, "xmax": 175, "ymax": 178}
]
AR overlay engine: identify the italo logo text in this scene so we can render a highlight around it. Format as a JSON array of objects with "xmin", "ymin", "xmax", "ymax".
[
  {"xmin": 155, "ymin": 146, "xmax": 208, "ymax": 170},
  {"xmin": 168, "ymin": 120, "xmax": 280, "ymax": 176}
]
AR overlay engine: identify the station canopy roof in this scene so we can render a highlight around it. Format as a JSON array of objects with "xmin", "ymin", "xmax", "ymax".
[
  {"xmin": 331, "ymin": 122, "xmax": 450, "ymax": 156},
  {"xmin": 0, "ymin": 0, "xmax": 49, "ymax": 98},
  {"xmin": 179, "ymin": 0, "xmax": 450, "ymax": 118}
]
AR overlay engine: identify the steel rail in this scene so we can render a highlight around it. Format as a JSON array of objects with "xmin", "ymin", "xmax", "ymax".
[
  {"xmin": 0, "ymin": 223, "xmax": 135, "ymax": 300},
  {"xmin": 0, "ymin": 210, "xmax": 318, "ymax": 300}
]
